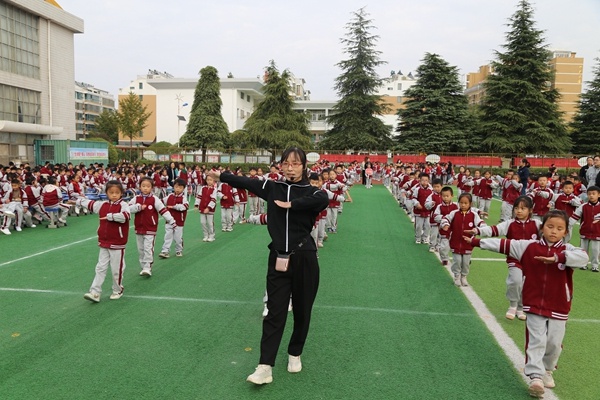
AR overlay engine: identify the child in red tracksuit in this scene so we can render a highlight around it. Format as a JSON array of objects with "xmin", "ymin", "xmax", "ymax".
[
  {"xmin": 76, "ymin": 180, "xmax": 130, "ymax": 303},
  {"xmin": 569, "ymin": 185, "xmax": 600, "ymax": 272},
  {"xmin": 424, "ymin": 178, "xmax": 443, "ymax": 252},
  {"xmin": 432, "ymin": 186, "xmax": 458, "ymax": 266},
  {"xmin": 218, "ymin": 180, "xmax": 239, "ymax": 232},
  {"xmin": 528, "ymin": 174, "xmax": 554, "ymax": 222},
  {"xmin": 411, "ymin": 173, "xmax": 433, "ymax": 245},
  {"xmin": 159, "ymin": 179, "xmax": 189, "ymax": 258},
  {"xmin": 440, "ymin": 193, "xmax": 485, "ymax": 287},
  {"xmin": 465, "ymin": 196, "xmax": 541, "ymax": 321},
  {"xmin": 466, "ymin": 210, "xmax": 588, "ymax": 398},
  {"xmin": 128, "ymin": 177, "xmax": 176, "ymax": 277},
  {"xmin": 195, "ymin": 174, "xmax": 217, "ymax": 242}
]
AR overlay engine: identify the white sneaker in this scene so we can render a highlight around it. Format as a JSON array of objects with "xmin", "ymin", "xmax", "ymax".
[
  {"xmin": 203, "ymin": 237, "xmax": 208, "ymax": 242},
  {"xmin": 542, "ymin": 370, "xmax": 555, "ymax": 388},
  {"xmin": 517, "ymin": 310, "xmax": 527, "ymax": 321},
  {"xmin": 30, "ymin": 224, "xmax": 36, "ymax": 228},
  {"xmin": 262, "ymin": 304, "xmax": 269, "ymax": 318},
  {"xmin": 1, "ymin": 228, "xmax": 11, "ymax": 235},
  {"xmin": 505, "ymin": 307, "xmax": 517, "ymax": 320},
  {"xmin": 140, "ymin": 269, "xmax": 152, "ymax": 277},
  {"xmin": 176, "ymin": 251, "xmax": 182, "ymax": 257},
  {"xmin": 453, "ymin": 275, "xmax": 461, "ymax": 287},
  {"xmin": 428, "ymin": 247, "xmax": 436, "ymax": 252},
  {"xmin": 207, "ymin": 237, "xmax": 215, "ymax": 242},
  {"xmin": 246, "ymin": 364, "xmax": 273, "ymax": 385},
  {"xmin": 109, "ymin": 292, "xmax": 123, "ymax": 300},
  {"xmin": 460, "ymin": 276, "xmax": 469, "ymax": 287},
  {"xmin": 158, "ymin": 252, "xmax": 169, "ymax": 259},
  {"xmin": 528, "ymin": 378, "xmax": 545, "ymax": 398},
  {"xmin": 58, "ymin": 218, "xmax": 67, "ymax": 224},
  {"xmin": 288, "ymin": 299, "xmax": 293, "ymax": 312},
  {"xmin": 287, "ymin": 355, "xmax": 302, "ymax": 373},
  {"xmin": 83, "ymin": 292, "xmax": 100, "ymax": 303},
  {"xmin": 415, "ymin": 239, "xmax": 421, "ymax": 244},
  {"xmin": 317, "ymin": 242, "xmax": 323, "ymax": 248},
  {"xmin": 15, "ymin": 226, "xmax": 22, "ymax": 232}
]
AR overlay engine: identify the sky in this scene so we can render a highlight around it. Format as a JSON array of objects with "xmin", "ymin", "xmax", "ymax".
[{"xmin": 57, "ymin": 0, "xmax": 600, "ymax": 101}]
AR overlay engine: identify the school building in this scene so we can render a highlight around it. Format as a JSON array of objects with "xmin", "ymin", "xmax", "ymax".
[
  {"xmin": 465, "ymin": 51, "xmax": 584, "ymax": 123},
  {"xmin": 0, "ymin": 0, "xmax": 83, "ymax": 165}
]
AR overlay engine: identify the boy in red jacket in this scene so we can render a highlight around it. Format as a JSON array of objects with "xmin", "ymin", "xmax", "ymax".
[
  {"xmin": 218, "ymin": 179, "xmax": 239, "ymax": 232},
  {"xmin": 466, "ymin": 210, "xmax": 588, "ymax": 398},
  {"xmin": 159, "ymin": 179, "xmax": 189, "ymax": 258},
  {"xmin": 570, "ymin": 185, "xmax": 600, "ymax": 271},
  {"xmin": 195, "ymin": 174, "xmax": 217, "ymax": 242}
]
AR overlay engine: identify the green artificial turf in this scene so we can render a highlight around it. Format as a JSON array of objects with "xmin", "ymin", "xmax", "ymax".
[{"xmin": 1, "ymin": 186, "xmax": 542, "ymax": 399}]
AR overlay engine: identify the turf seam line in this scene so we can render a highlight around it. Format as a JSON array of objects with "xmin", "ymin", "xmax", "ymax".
[
  {"xmin": 0, "ymin": 236, "xmax": 97, "ymax": 268},
  {"xmin": 384, "ymin": 185, "xmax": 561, "ymax": 400}
]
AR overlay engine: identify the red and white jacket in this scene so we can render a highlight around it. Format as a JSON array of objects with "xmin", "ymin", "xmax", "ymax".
[
  {"xmin": 476, "ymin": 178, "xmax": 495, "ymax": 200},
  {"xmin": 79, "ymin": 198, "xmax": 130, "ymax": 250},
  {"xmin": 474, "ymin": 218, "xmax": 541, "ymax": 269},
  {"xmin": 528, "ymin": 186, "xmax": 554, "ymax": 217},
  {"xmin": 3, "ymin": 188, "xmax": 28, "ymax": 208},
  {"xmin": 24, "ymin": 185, "xmax": 41, "ymax": 207},
  {"xmin": 195, "ymin": 184, "xmax": 217, "ymax": 214},
  {"xmin": 68, "ymin": 181, "xmax": 84, "ymax": 199},
  {"xmin": 323, "ymin": 180, "xmax": 346, "ymax": 208},
  {"xmin": 551, "ymin": 193, "xmax": 581, "ymax": 219},
  {"xmin": 218, "ymin": 182, "xmax": 239, "ymax": 209},
  {"xmin": 433, "ymin": 201, "xmax": 459, "ymax": 238},
  {"xmin": 42, "ymin": 184, "xmax": 63, "ymax": 207},
  {"xmin": 570, "ymin": 201, "xmax": 600, "ymax": 240},
  {"xmin": 128, "ymin": 194, "xmax": 175, "ymax": 235},
  {"xmin": 472, "ymin": 237, "xmax": 589, "ymax": 320},
  {"xmin": 441, "ymin": 209, "xmax": 485, "ymax": 254},
  {"xmin": 424, "ymin": 191, "xmax": 442, "ymax": 225},
  {"xmin": 163, "ymin": 192, "xmax": 189, "ymax": 227},
  {"xmin": 411, "ymin": 184, "xmax": 433, "ymax": 218}
]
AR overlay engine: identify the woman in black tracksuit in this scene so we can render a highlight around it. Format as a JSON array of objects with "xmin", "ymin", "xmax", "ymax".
[{"xmin": 210, "ymin": 147, "xmax": 329, "ymax": 385}]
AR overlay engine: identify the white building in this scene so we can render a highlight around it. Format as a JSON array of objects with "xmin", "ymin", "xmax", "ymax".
[
  {"xmin": 118, "ymin": 70, "xmax": 265, "ymax": 146},
  {"xmin": 75, "ymin": 81, "xmax": 115, "ymax": 140},
  {"xmin": 375, "ymin": 70, "xmax": 419, "ymax": 133},
  {"xmin": 293, "ymin": 100, "xmax": 337, "ymax": 144},
  {"xmin": 0, "ymin": 0, "xmax": 83, "ymax": 165}
]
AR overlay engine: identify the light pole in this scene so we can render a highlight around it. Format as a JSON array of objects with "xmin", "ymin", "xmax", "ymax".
[{"xmin": 175, "ymin": 94, "xmax": 188, "ymax": 147}]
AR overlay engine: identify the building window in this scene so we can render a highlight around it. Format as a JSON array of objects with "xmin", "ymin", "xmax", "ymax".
[
  {"xmin": 387, "ymin": 87, "xmax": 393, "ymax": 91},
  {"xmin": 139, "ymin": 82, "xmax": 143, "ymax": 89},
  {"xmin": 397, "ymin": 83, "xmax": 402, "ymax": 90},
  {"xmin": 40, "ymin": 145, "xmax": 54, "ymax": 161},
  {"xmin": 247, "ymin": 94, "xmax": 250, "ymax": 102},
  {"xmin": 240, "ymin": 92, "xmax": 245, "ymax": 99},
  {"xmin": 0, "ymin": 3, "xmax": 40, "ymax": 79},
  {"xmin": 0, "ymin": 83, "xmax": 41, "ymax": 124},
  {"xmin": 139, "ymin": 95, "xmax": 143, "ymax": 101},
  {"xmin": 397, "ymin": 96, "xmax": 402, "ymax": 103}
]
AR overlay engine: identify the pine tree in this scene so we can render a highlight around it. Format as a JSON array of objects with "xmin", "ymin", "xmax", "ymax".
[
  {"xmin": 570, "ymin": 58, "xmax": 600, "ymax": 155},
  {"xmin": 320, "ymin": 7, "xmax": 391, "ymax": 151},
  {"xmin": 179, "ymin": 66, "xmax": 230, "ymax": 162},
  {"xmin": 238, "ymin": 60, "xmax": 311, "ymax": 157},
  {"xmin": 479, "ymin": 0, "xmax": 569, "ymax": 154},
  {"xmin": 395, "ymin": 53, "xmax": 472, "ymax": 153}
]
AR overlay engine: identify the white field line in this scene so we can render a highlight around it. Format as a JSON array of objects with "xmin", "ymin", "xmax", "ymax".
[
  {"xmin": 0, "ymin": 236, "xmax": 97, "ymax": 268},
  {"xmin": 385, "ymin": 185, "xmax": 560, "ymax": 399}
]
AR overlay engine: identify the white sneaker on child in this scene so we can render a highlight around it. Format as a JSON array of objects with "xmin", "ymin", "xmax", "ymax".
[
  {"xmin": 542, "ymin": 371, "xmax": 555, "ymax": 388},
  {"xmin": 262, "ymin": 304, "xmax": 269, "ymax": 318},
  {"xmin": 83, "ymin": 292, "xmax": 100, "ymax": 303},
  {"xmin": 15, "ymin": 226, "xmax": 22, "ymax": 232},
  {"xmin": 109, "ymin": 292, "xmax": 123, "ymax": 300},
  {"xmin": 460, "ymin": 276, "xmax": 469, "ymax": 287},
  {"xmin": 453, "ymin": 275, "xmax": 461, "ymax": 287},
  {"xmin": 247, "ymin": 364, "xmax": 273, "ymax": 385},
  {"xmin": 1, "ymin": 228, "xmax": 11, "ymax": 235},
  {"xmin": 528, "ymin": 378, "xmax": 545, "ymax": 398},
  {"xmin": 140, "ymin": 269, "xmax": 152, "ymax": 277},
  {"xmin": 158, "ymin": 252, "xmax": 169, "ymax": 258},
  {"xmin": 505, "ymin": 307, "xmax": 517, "ymax": 320}
]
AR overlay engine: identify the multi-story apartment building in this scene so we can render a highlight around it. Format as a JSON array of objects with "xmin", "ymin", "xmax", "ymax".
[
  {"xmin": 0, "ymin": 0, "xmax": 83, "ymax": 165},
  {"xmin": 465, "ymin": 51, "xmax": 583, "ymax": 122},
  {"xmin": 375, "ymin": 70, "xmax": 419, "ymax": 132},
  {"xmin": 75, "ymin": 81, "xmax": 115, "ymax": 140}
]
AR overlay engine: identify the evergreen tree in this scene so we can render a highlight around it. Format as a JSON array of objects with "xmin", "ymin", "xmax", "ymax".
[
  {"xmin": 117, "ymin": 92, "xmax": 151, "ymax": 161},
  {"xmin": 92, "ymin": 109, "xmax": 119, "ymax": 143},
  {"xmin": 479, "ymin": 0, "xmax": 569, "ymax": 154},
  {"xmin": 395, "ymin": 53, "xmax": 472, "ymax": 153},
  {"xmin": 570, "ymin": 58, "xmax": 600, "ymax": 155},
  {"xmin": 240, "ymin": 60, "xmax": 311, "ymax": 157},
  {"xmin": 320, "ymin": 7, "xmax": 391, "ymax": 151},
  {"xmin": 179, "ymin": 66, "xmax": 230, "ymax": 162}
]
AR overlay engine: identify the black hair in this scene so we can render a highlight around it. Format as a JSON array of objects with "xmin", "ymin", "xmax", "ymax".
[
  {"xmin": 47, "ymin": 176, "xmax": 57, "ymax": 185},
  {"xmin": 139, "ymin": 176, "xmax": 154, "ymax": 187},
  {"xmin": 587, "ymin": 185, "xmax": 600, "ymax": 194},
  {"xmin": 174, "ymin": 178, "xmax": 187, "ymax": 188},
  {"xmin": 458, "ymin": 192, "xmax": 472, "ymax": 204},
  {"xmin": 562, "ymin": 180, "xmax": 574, "ymax": 187},
  {"xmin": 432, "ymin": 178, "xmax": 442, "ymax": 186},
  {"xmin": 25, "ymin": 176, "xmax": 35, "ymax": 185},
  {"xmin": 105, "ymin": 180, "xmax": 124, "ymax": 195},
  {"xmin": 11, "ymin": 178, "xmax": 21, "ymax": 185},
  {"xmin": 441, "ymin": 186, "xmax": 453, "ymax": 195},
  {"xmin": 513, "ymin": 195, "xmax": 533, "ymax": 215},
  {"xmin": 541, "ymin": 210, "xmax": 570, "ymax": 233},
  {"xmin": 249, "ymin": 167, "xmax": 257, "ymax": 172},
  {"xmin": 419, "ymin": 172, "xmax": 429, "ymax": 179},
  {"xmin": 309, "ymin": 172, "xmax": 319, "ymax": 181},
  {"xmin": 280, "ymin": 147, "xmax": 308, "ymax": 181}
]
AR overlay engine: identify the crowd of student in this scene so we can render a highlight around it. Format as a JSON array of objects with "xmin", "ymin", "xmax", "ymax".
[{"xmin": 386, "ymin": 159, "xmax": 598, "ymax": 398}]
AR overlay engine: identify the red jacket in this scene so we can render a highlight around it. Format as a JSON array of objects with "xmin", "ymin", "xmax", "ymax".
[
  {"xmin": 433, "ymin": 202, "xmax": 459, "ymax": 238},
  {"xmin": 195, "ymin": 185, "xmax": 217, "ymax": 214},
  {"xmin": 129, "ymin": 194, "xmax": 174, "ymax": 235},
  {"xmin": 81, "ymin": 198, "xmax": 130, "ymax": 250},
  {"xmin": 474, "ymin": 237, "xmax": 589, "ymax": 320},
  {"xmin": 477, "ymin": 178, "xmax": 494, "ymax": 200},
  {"xmin": 528, "ymin": 187, "xmax": 554, "ymax": 217},
  {"xmin": 218, "ymin": 182, "xmax": 239, "ymax": 209},
  {"xmin": 411, "ymin": 184, "xmax": 433, "ymax": 218},
  {"xmin": 441, "ymin": 209, "xmax": 485, "ymax": 254},
  {"xmin": 164, "ymin": 192, "xmax": 189, "ymax": 227},
  {"xmin": 42, "ymin": 185, "xmax": 62, "ymax": 207},
  {"xmin": 571, "ymin": 201, "xmax": 600, "ymax": 240}
]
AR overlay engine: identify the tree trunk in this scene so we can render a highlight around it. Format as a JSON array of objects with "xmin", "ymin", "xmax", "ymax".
[
  {"xmin": 202, "ymin": 148, "xmax": 206, "ymax": 163},
  {"xmin": 130, "ymin": 136, "xmax": 133, "ymax": 162}
]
